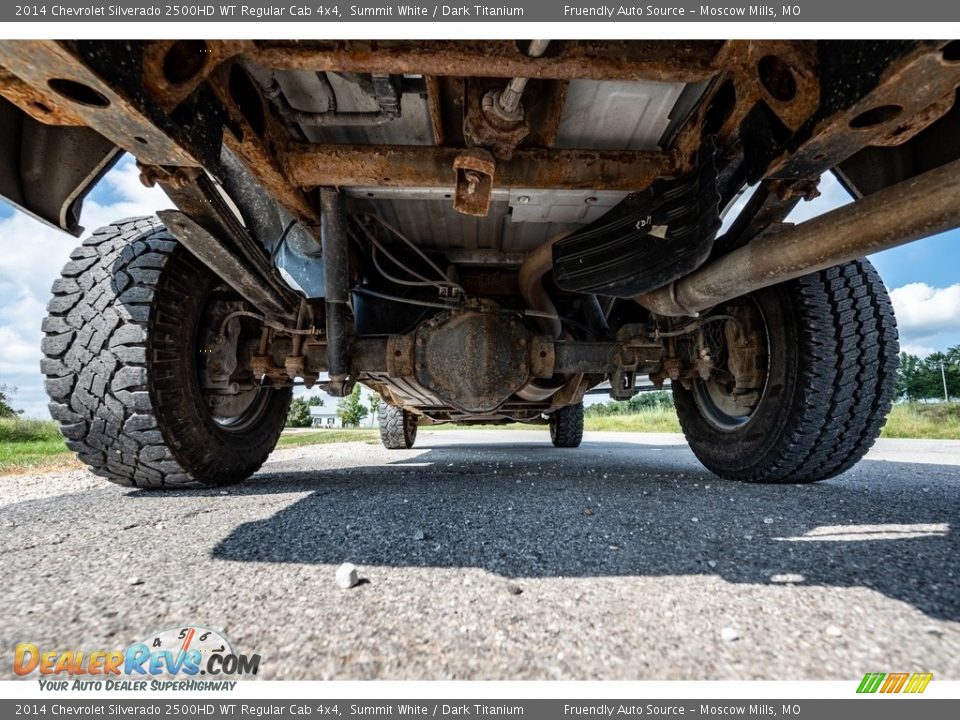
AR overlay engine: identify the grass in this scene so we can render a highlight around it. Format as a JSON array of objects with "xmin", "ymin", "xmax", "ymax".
[
  {"xmin": 580, "ymin": 402, "xmax": 960, "ymax": 439},
  {"xmin": 427, "ymin": 410, "xmax": 682, "ymax": 433},
  {"xmin": 428, "ymin": 402, "xmax": 960, "ymax": 439},
  {"xmin": 276, "ymin": 428, "xmax": 379, "ymax": 448},
  {"xmin": 0, "ymin": 418, "xmax": 74, "ymax": 474},
  {"xmin": 3, "ymin": 402, "xmax": 958, "ymax": 475},
  {"xmin": 881, "ymin": 402, "xmax": 960, "ymax": 440},
  {"xmin": 584, "ymin": 408, "xmax": 682, "ymax": 433}
]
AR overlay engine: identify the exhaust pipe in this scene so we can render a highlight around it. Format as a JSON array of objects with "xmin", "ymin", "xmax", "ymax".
[
  {"xmin": 519, "ymin": 232, "xmax": 567, "ymax": 338},
  {"xmin": 636, "ymin": 157, "xmax": 960, "ymax": 317}
]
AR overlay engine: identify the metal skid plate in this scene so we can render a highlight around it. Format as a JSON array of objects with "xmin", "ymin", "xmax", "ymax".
[
  {"xmin": 413, "ymin": 310, "xmax": 530, "ymax": 414},
  {"xmin": 507, "ymin": 189, "xmax": 627, "ymax": 224}
]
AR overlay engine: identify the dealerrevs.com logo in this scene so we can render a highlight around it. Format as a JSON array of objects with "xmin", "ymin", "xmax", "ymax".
[
  {"xmin": 14, "ymin": 625, "xmax": 259, "ymax": 691},
  {"xmin": 857, "ymin": 672, "xmax": 934, "ymax": 694}
]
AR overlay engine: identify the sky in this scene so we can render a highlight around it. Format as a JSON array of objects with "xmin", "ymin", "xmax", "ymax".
[{"xmin": 1, "ymin": 156, "xmax": 959, "ymax": 419}]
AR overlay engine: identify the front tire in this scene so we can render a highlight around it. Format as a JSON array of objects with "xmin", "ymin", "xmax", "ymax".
[
  {"xmin": 41, "ymin": 217, "xmax": 291, "ymax": 488},
  {"xmin": 673, "ymin": 258, "xmax": 898, "ymax": 483}
]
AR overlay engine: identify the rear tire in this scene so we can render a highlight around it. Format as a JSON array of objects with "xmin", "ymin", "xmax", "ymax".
[
  {"xmin": 673, "ymin": 258, "xmax": 898, "ymax": 483},
  {"xmin": 41, "ymin": 217, "xmax": 291, "ymax": 488},
  {"xmin": 379, "ymin": 405, "xmax": 418, "ymax": 449},
  {"xmin": 549, "ymin": 402, "xmax": 584, "ymax": 448}
]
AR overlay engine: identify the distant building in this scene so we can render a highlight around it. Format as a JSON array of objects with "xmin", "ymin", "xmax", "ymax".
[{"xmin": 309, "ymin": 407, "xmax": 342, "ymax": 428}]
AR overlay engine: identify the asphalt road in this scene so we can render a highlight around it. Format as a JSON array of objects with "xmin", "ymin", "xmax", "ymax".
[{"xmin": 2, "ymin": 430, "xmax": 958, "ymax": 680}]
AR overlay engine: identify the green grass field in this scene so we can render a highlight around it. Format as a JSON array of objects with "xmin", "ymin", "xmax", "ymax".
[
  {"xmin": 0, "ymin": 418, "xmax": 75, "ymax": 474},
  {"xmin": 580, "ymin": 402, "xmax": 960, "ymax": 438},
  {"xmin": 424, "ymin": 403, "xmax": 960, "ymax": 437},
  {"xmin": 881, "ymin": 402, "xmax": 960, "ymax": 440},
  {"xmin": 3, "ymin": 402, "xmax": 959, "ymax": 474},
  {"xmin": 275, "ymin": 428, "xmax": 378, "ymax": 448},
  {"xmin": 585, "ymin": 409, "xmax": 682, "ymax": 433}
]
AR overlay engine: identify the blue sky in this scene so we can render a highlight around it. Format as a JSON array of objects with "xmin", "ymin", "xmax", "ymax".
[{"xmin": 1, "ymin": 158, "xmax": 959, "ymax": 418}]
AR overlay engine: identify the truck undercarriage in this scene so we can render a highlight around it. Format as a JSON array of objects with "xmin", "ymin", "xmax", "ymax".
[{"xmin": 1, "ymin": 40, "xmax": 959, "ymax": 487}]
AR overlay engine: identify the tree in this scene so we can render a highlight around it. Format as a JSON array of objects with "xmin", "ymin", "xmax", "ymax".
[
  {"xmin": 0, "ymin": 384, "xmax": 23, "ymax": 418},
  {"xmin": 896, "ymin": 352, "xmax": 924, "ymax": 400},
  {"xmin": 367, "ymin": 391, "xmax": 381, "ymax": 423},
  {"xmin": 286, "ymin": 397, "xmax": 312, "ymax": 427},
  {"xmin": 584, "ymin": 390, "xmax": 674, "ymax": 416},
  {"xmin": 337, "ymin": 384, "xmax": 368, "ymax": 427},
  {"xmin": 895, "ymin": 346, "xmax": 960, "ymax": 401},
  {"xmin": 306, "ymin": 395, "xmax": 325, "ymax": 407}
]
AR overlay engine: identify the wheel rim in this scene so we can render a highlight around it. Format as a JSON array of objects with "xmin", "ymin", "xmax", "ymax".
[
  {"xmin": 196, "ymin": 287, "xmax": 274, "ymax": 433},
  {"xmin": 210, "ymin": 385, "xmax": 274, "ymax": 432},
  {"xmin": 691, "ymin": 299, "xmax": 770, "ymax": 433},
  {"xmin": 404, "ymin": 411, "xmax": 418, "ymax": 444}
]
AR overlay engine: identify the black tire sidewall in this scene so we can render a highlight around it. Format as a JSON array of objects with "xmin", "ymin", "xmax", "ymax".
[
  {"xmin": 672, "ymin": 284, "xmax": 808, "ymax": 478},
  {"xmin": 550, "ymin": 402, "xmax": 584, "ymax": 448},
  {"xmin": 403, "ymin": 410, "xmax": 418, "ymax": 446},
  {"xmin": 148, "ymin": 244, "xmax": 291, "ymax": 485}
]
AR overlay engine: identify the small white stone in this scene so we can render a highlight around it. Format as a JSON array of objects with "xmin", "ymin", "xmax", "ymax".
[
  {"xmin": 691, "ymin": 517, "xmax": 700, "ymax": 523},
  {"xmin": 336, "ymin": 563, "xmax": 359, "ymax": 589},
  {"xmin": 128, "ymin": 577, "xmax": 144, "ymax": 586},
  {"xmin": 721, "ymin": 627, "xmax": 740, "ymax": 642},
  {"xmin": 770, "ymin": 573, "xmax": 805, "ymax": 584},
  {"xmin": 826, "ymin": 625, "xmax": 843, "ymax": 637},
  {"xmin": 707, "ymin": 560, "xmax": 717, "ymax": 568},
  {"xmin": 763, "ymin": 517, "xmax": 774, "ymax": 524}
]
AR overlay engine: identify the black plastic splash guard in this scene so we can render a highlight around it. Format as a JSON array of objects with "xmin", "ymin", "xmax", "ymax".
[{"xmin": 552, "ymin": 138, "xmax": 721, "ymax": 298}]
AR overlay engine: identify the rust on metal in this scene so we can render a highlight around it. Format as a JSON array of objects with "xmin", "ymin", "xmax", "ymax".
[
  {"xmin": 526, "ymin": 79, "xmax": 570, "ymax": 148},
  {"xmin": 141, "ymin": 39, "xmax": 252, "ymax": 110},
  {"xmin": 670, "ymin": 40, "xmax": 820, "ymax": 173},
  {"xmin": 137, "ymin": 162, "xmax": 201, "ymax": 190},
  {"xmin": 423, "ymin": 75, "xmax": 445, "ymax": 146},
  {"xmin": 462, "ymin": 79, "xmax": 531, "ymax": 160},
  {"xmin": 0, "ymin": 65, "xmax": 86, "ymax": 126},
  {"xmin": 452, "ymin": 149, "xmax": 496, "ymax": 217},
  {"xmin": 158, "ymin": 209, "xmax": 296, "ymax": 318},
  {"xmin": 769, "ymin": 44, "xmax": 960, "ymax": 179},
  {"xmin": 413, "ymin": 310, "xmax": 533, "ymax": 414},
  {"xmin": 716, "ymin": 40, "xmax": 820, "ymax": 133},
  {"xmin": 281, "ymin": 143, "xmax": 677, "ymax": 191},
  {"xmin": 203, "ymin": 60, "xmax": 323, "ymax": 231},
  {"xmin": 0, "ymin": 41, "xmax": 198, "ymax": 166},
  {"xmin": 252, "ymin": 40, "xmax": 724, "ymax": 83},
  {"xmin": 518, "ymin": 232, "xmax": 567, "ymax": 339}
]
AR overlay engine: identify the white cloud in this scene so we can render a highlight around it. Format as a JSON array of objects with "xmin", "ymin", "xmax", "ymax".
[
  {"xmin": 721, "ymin": 176, "xmax": 959, "ymax": 358},
  {"xmin": 0, "ymin": 156, "xmax": 167, "ymax": 418},
  {"xmin": 899, "ymin": 343, "xmax": 938, "ymax": 359},
  {"xmin": 889, "ymin": 283, "xmax": 960, "ymax": 340}
]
